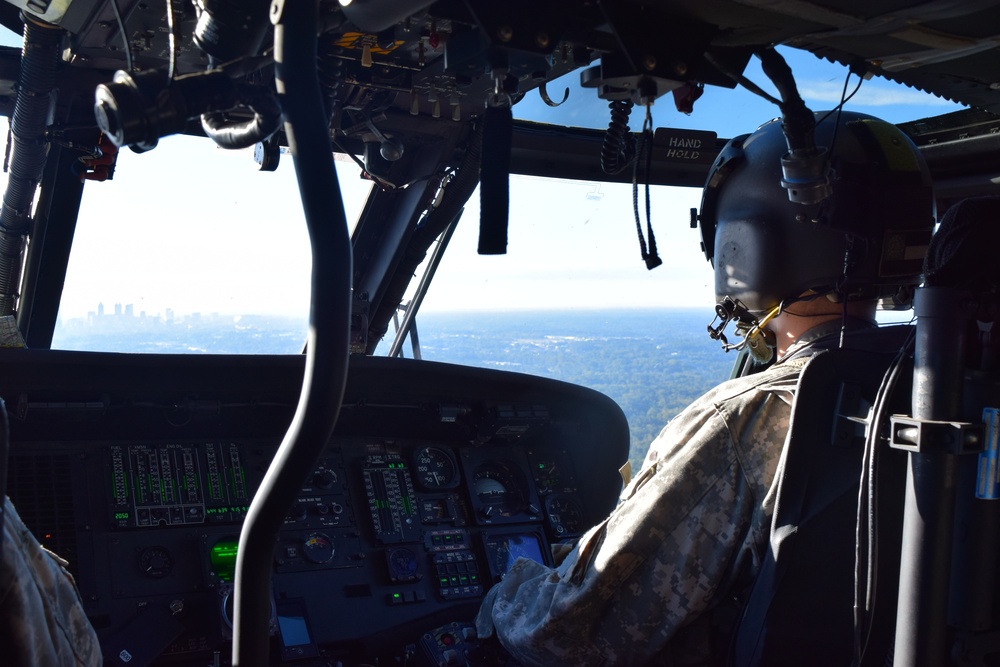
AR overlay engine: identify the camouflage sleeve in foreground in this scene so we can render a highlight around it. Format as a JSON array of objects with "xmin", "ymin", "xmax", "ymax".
[
  {"xmin": 475, "ymin": 358, "xmax": 807, "ymax": 666},
  {"xmin": 0, "ymin": 496, "xmax": 103, "ymax": 667}
]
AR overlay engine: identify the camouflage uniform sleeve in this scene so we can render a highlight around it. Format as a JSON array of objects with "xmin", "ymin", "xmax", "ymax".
[
  {"xmin": 0, "ymin": 496, "xmax": 103, "ymax": 666},
  {"xmin": 475, "ymin": 362, "xmax": 802, "ymax": 666}
]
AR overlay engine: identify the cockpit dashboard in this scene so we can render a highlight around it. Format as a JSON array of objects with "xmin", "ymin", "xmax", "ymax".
[{"xmin": 2, "ymin": 349, "xmax": 628, "ymax": 665}]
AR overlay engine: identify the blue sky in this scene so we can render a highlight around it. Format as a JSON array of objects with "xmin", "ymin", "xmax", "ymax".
[{"xmin": 512, "ymin": 46, "xmax": 960, "ymax": 134}]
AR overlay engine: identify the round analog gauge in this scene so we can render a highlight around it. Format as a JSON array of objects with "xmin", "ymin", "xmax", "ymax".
[
  {"xmin": 545, "ymin": 494, "xmax": 585, "ymax": 537},
  {"xmin": 472, "ymin": 463, "xmax": 527, "ymax": 519},
  {"xmin": 413, "ymin": 446, "xmax": 458, "ymax": 489},
  {"xmin": 139, "ymin": 545, "xmax": 174, "ymax": 578},
  {"xmin": 533, "ymin": 459, "xmax": 561, "ymax": 492},
  {"xmin": 386, "ymin": 546, "xmax": 420, "ymax": 582},
  {"xmin": 302, "ymin": 532, "xmax": 335, "ymax": 564}
]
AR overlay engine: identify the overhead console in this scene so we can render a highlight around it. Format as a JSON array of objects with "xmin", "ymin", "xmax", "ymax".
[{"xmin": 0, "ymin": 349, "xmax": 629, "ymax": 666}]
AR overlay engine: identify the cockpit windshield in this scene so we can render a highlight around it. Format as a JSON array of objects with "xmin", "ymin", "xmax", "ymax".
[
  {"xmin": 50, "ymin": 137, "xmax": 372, "ymax": 353},
  {"xmin": 44, "ymin": 46, "xmax": 959, "ymax": 357}
]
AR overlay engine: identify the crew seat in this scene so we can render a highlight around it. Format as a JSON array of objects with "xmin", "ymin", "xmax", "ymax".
[{"xmin": 729, "ymin": 333, "xmax": 913, "ymax": 666}]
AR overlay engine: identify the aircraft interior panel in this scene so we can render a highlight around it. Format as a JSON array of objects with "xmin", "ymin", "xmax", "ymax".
[{"xmin": 2, "ymin": 349, "xmax": 629, "ymax": 665}]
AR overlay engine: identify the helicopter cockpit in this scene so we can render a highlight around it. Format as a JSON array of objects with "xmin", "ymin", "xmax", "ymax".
[{"xmin": 1, "ymin": 1, "xmax": 1000, "ymax": 666}]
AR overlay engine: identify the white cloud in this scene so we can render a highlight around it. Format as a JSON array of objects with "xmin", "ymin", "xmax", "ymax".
[{"xmin": 798, "ymin": 80, "xmax": 960, "ymax": 108}]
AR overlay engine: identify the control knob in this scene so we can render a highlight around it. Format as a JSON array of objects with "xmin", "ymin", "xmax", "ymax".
[{"xmin": 313, "ymin": 469, "xmax": 337, "ymax": 489}]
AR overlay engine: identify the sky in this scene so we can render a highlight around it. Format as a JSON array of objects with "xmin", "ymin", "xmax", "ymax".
[{"xmin": 0, "ymin": 24, "xmax": 965, "ymax": 320}]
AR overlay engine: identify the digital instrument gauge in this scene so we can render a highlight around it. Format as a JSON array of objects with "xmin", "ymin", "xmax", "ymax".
[
  {"xmin": 545, "ymin": 494, "xmax": 586, "ymax": 537},
  {"xmin": 363, "ymin": 451, "xmax": 422, "ymax": 543},
  {"xmin": 412, "ymin": 446, "xmax": 459, "ymax": 490}
]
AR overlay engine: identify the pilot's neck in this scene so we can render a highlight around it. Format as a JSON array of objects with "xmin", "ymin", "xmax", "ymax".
[{"xmin": 768, "ymin": 298, "xmax": 878, "ymax": 358}]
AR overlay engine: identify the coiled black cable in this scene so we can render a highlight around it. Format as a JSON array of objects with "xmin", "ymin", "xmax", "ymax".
[{"xmin": 600, "ymin": 99, "xmax": 636, "ymax": 175}]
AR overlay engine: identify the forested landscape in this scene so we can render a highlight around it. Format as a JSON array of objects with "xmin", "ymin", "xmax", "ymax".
[{"xmin": 415, "ymin": 309, "xmax": 736, "ymax": 471}]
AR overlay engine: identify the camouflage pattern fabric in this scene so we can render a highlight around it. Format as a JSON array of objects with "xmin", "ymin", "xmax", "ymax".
[
  {"xmin": 475, "ymin": 356, "xmax": 810, "ymax": 666},
  {"xmin": 0, "ymin": 496, "xmax": 103, "ymax": 666}
]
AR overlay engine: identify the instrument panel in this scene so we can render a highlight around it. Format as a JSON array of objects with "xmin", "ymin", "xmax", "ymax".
[{"xmin": 1, "ymin": 350, "xmax": 629, "ymax": 666}]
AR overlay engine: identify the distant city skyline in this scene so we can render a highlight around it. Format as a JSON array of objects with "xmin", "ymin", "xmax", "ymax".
[{"xmin": 69, "ymin": 301, "xmax": 257, "ymax": 325}]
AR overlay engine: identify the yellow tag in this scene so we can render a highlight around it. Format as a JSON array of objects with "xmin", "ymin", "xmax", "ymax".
[
  {"xmin": 335, "ymin": 32, "xmax": 404, "ymax": 56},
  {"xmin": 619, "ymin": 461, "xmax": 632, "ymax": 487}
]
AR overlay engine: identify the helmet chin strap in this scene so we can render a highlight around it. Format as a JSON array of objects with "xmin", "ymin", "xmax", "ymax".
[{"xmin": 707, "ymin": 296, "xmax": 782, "ymax": 363}]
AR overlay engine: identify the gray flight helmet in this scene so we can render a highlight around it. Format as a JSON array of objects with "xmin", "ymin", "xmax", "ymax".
[{"xmin": 698, "ymin": 111, "xmax": 936, "ymax": 314}]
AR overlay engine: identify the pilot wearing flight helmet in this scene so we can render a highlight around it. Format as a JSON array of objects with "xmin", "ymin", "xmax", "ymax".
[{"xmin": 475, "ymin": 110, "xmax": 936, "ymax": 665}]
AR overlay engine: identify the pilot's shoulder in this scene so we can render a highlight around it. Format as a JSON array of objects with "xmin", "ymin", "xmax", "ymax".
[
  {"xmin": 1, "ymin": 497, "xmax": 102, "ymax": 667},
  {"xmin": 688, "ymin": 355, "xmax": 810, "ymax": 415}
]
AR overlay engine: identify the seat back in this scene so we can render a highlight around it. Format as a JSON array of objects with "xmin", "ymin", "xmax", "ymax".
[{"xmin": 731, "ymin": 333, "xmax": 912, "ymax": 666}]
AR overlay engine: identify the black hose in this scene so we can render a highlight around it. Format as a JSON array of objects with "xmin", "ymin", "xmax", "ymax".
[
  {"xmin": 755, "ymin": 47, "xmax": 816, "ymax": 154},
  {"xmin": 0, "ymin": 15, "xmax": 61, "ymax": 315},
  {"xmin": 231, "ymin": 0, "xmax": 352, "ymax": 664},
  {"xmin": 200, "ymin": 83, "xmax": 283, "ymax": 149},
  {"xmin": 754, "ymin": 47, "xmax": 832, "ymax": 205}
]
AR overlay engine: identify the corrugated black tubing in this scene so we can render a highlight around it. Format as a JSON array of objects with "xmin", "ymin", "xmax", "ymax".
[{"xmin": 0, "ymin": 16, "xmax": 61, "ymax": 315}]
